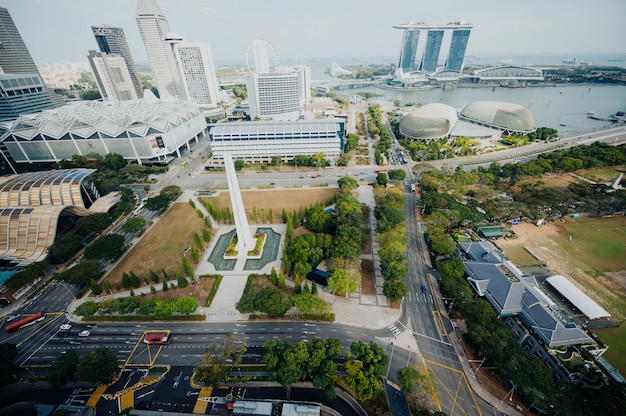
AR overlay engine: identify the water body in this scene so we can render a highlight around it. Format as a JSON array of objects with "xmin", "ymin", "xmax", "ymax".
[{"xmin": 338, "ymin": 84, "xmax": 626, "ymax": 132}]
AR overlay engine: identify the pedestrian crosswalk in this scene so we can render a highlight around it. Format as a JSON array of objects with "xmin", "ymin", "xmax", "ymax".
[{"xmin": 388, "ymin": 324, "xmax": 401, "ymax": 337}]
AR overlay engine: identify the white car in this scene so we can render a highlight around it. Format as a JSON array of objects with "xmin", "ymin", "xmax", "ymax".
[
  {"xmin": 78, "ymin": 330, "xmax": 91, "ymax": 337},
  {"xmin": 60, "ymin": 324, "xmax": 72, "ymax": 331}
]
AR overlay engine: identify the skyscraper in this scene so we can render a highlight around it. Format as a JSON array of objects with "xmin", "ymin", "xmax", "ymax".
[
  {"xmin": 0, "ymin": 7, "xmax": 39, "ymax": 75},
  {"xmin": 0, "ymin": 6, "xmax": 54, "ymax": 122},
  {"xmin": 446, "ymin": 29, "xmax": 472, "ymax": 72},
  {"xmin": 251, "ymin": 39, "xmax": 271, "ymax": 73},
  {"xmin": 91, "ymin": 25, "xmax": 143, "ymax": 98},
  {"xmin": 87, "ymin": 50, "xmax": 138, "ymax": 101},
  {"xmin": 135, "ymin": 0, "xmax": 186, "ymax": 100},
  {"xmin": 171, "ymin": 40, "xmax": 220, "ymax": 108},
  {"xmin": 394, "ymin": 21, "xmax": 473, "ymax": 81}
]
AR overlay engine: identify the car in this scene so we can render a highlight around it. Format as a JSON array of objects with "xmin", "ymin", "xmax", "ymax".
[
  {"xmin": 270, "ymin": 182, "xmax": 276, "ymax": 185},
  {"xmin": 69, "ymin": 340, "xmax": 82, "ymax": 345},
  {"xmin": 421, "ymin": 285, "xmax": 428, "ymax": 294},
  {"xmin": 60, "ymin": 323, "xmax": 72, "ymax": 330},
  {"xmin": 59, "ymin": 331, "xmax": 69, "ymax": 338},
  {"xmin": 78, "ymin": 330, "xmax": 91, "ymax": 337}
]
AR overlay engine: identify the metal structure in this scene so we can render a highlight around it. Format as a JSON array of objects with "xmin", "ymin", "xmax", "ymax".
[{"xmin": 223, "ymin": 153, "xmax": 255, "ymax": 252}]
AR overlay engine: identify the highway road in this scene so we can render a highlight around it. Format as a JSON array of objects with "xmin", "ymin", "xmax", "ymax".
[{"xmin": 426, "ymin": 125, "xmax": 626, "ymax": 170}]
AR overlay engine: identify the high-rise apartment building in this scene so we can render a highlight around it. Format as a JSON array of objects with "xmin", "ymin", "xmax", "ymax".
[
  {"xmin": 0, "ymin": 6, "xmax": 55, "ymax": 122},
  {"xmin": 87, "ymin": 50, "xmax": 138, "ymax": 101},
  {"xmin": 394, "ymin": 21, "xmax": 473, "ymax": 80},
  {"xmin": 91, "ymin": 25, "xmax": 143, "ymax": 98},
  {"xmin": 246, "ymin": 65, "xmax": 310, "ymax": 121},
  {"xmin": 251, "ymin": 39, "xmax": 271, "ymax": 73},
  {"xmin": 171, "ymin": 40, "xmax": 220, "ymax": 108},
  {"xmin": 135, "ymin": 0, "xmax": 186, "ymax": 101}
]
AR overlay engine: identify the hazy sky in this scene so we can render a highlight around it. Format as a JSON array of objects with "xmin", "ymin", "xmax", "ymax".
[{"xmin": 3, "ymin": 0, "xmax": 626, "ymax": 65}]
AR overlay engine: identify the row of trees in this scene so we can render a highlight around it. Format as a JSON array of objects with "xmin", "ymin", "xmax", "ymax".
[
  {"xmin": 262, "ymin": 339, "xmax": 388, "ymax": 402},
  {"xmin": 48, "ymin": 347, "xmax": 119, "ymax": 387},
  {"xmin": 236, "ymin": 272, "xmax": 328, "ymax": 318},
  {"xmin": 373, "ymin": 187, "xmax": 409, "ymax": 301},
  {"xmin": 367, "ymin": 104, "xmax": 392, "ymax": 165},
  {"xmin": 74, "ymin": 296, "xmax": 198, "ymax": 319}
]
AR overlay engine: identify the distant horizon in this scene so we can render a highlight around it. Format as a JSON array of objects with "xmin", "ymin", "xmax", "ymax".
[
  {"xmin": 4, "ymin": 0, "xmax": 624, "ymax": 68},
  {"xmin": 42, "ymin": 51, "xmax": 626, "ymax": 68}
]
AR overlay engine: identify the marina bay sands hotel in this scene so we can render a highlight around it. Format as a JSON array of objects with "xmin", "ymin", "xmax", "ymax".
[{"xmin": 394, "ymin": 21, "xmax": 473, "ymax": 83}]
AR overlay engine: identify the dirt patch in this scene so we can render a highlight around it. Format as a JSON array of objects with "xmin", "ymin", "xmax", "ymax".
[
  {"xmin": 202, "ymin": 188, "xmax": 339, "ymax": 222},
  {"xmin": 361, "ymin": 259, "xmax": 375, "ymax": 295},
  {"xmin": 103, "ymin": 203, "xmax": 208, "ymax": 292},
  {"xmin": 517, "ymin": 172, "xmax": 578, "ymax": 191},
  {"xmin": 145, "ymin": 275, "xmax": 217, "ymax": 305}
]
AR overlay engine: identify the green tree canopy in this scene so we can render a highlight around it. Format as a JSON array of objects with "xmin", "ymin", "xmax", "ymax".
[
  {"xmin": 84, "ymin": 233, "xmax": 126, "ymax": 260},
  {"xmin": 48, "ymin": 349, "xmax": 79, "ymax": 388},
  {"xmin": 327, "ymin": 268, "xmax": 360, "ymax": 297},
  {"xmin": 77, "ymin": 347, "xmax": 119, "ymax": 384},
  {"xmin": 122, "ymin": 217, "xmax": 147, "ymax": 234},
  {"xmin": 55, "ymin": 260, "xmax": 101, "ymax": 286},
  {"xmin": 76, "ymin": 213, "xmax": 112, "ymax": 236}
]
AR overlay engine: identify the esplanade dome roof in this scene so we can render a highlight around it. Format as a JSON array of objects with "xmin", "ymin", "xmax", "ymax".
[
  {"xmin": 460, "ymin": 101, "xmax": 534, "ymax": 133},
  {"xmin": 399, "ymin": 103, "xmax": 458, "ymax": 140}
]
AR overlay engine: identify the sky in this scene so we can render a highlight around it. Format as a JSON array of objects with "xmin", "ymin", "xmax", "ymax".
[{"xmin": 3, "ymin": 0, "xmax": 626, "ymax": 66}]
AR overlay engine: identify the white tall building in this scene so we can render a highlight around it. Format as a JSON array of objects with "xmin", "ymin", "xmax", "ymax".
[
  {"xmin": 135, "ymin": 0, "xmax": 186, "ymax": 100},
  {"xmin": 246, "ymin": 65, "xmax": 310, "ymax": 121},
  {"xmin": 168, "ymin": 36, "xmax": 220, "ymax": 108},
  {"xmin": 251, "ymin": 39, "xmax": 271, "ymax": 73},
  {"xmin": 87, "ymin": 50, "xmax": 139, "ymax": 101}
]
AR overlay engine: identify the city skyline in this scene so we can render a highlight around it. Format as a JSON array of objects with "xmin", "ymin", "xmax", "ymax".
[{"xmin": 2, "ymin": 0, "xmax": 625, "ymax": 66}]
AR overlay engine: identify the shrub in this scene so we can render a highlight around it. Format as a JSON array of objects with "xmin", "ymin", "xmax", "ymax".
[{"xmin": 177, "ymin": 274, "xmax": 188, "ymax": 289}]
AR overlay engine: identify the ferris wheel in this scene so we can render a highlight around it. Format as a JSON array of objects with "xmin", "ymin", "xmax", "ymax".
[{"xmin": 245, "ymin": 39, "xmax": 278, "ymax": 73}]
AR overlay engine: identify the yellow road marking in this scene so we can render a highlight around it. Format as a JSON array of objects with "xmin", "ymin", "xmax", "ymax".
[
  {"xmin": 423, "ymin": 359, "xmax": 482, "ymax": 416},
  {"xmin": 192, "ymin": 386, "xmax": 213, "ymax": 414},
  {"xmin": 119, "ymin": 390, "xmax": 134, "ymax": 410},
  {"xmin": 86, "ymin": 384, "xmax": 109, "ymax": 407}
]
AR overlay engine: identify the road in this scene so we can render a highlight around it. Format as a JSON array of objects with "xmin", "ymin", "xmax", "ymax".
[{"xmin": 426, "ymin": 125, "xmax": 626, "ymax": 170}]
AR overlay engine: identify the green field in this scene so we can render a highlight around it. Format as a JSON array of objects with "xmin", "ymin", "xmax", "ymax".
[
  {"xmin": 552, "ymin": 216, "xmax": 626, "ymax": 276},
  {"xmin": 548, "ymin": 216, "xmax": 626, "ymax": 374}
]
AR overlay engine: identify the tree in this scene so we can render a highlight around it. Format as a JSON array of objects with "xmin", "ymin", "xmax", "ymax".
[
  {"xmin": 175, "ymin": 297, "xmax": 198, "ymax": 315},
  {"xmin": 293, "ymin": 291, "xmax": 327, "ymax": 315},
  {"xmin": 270, "ymin": 267, "xmax": 278, "ymax": 285},
  {"xmin": 383, "ymin": 279, "xmax": 408, "ymax": 301},
  {"xmin": 48, "ymin": 349, "xmax": 79, "ymax": 388},
  {"xmin": 55, "ymin": 260, "xmax": 101, "ymax": 286},
  {"xmin": 145, "ymin": 194, "xmax": 170, "ymax": 211},
  {"xmin": 327, "ymin": 268, "xmax": 359, "ymax": 297},
  {"xmin": 0, "ymin": 344, "xmax": 18, "ymax": 386},
  {"xmin": 122, "ymin": 217, "xmax": 146, "ymax": 233},
  {"xmin": 337, "ymin": 176, "xmax": 358, "ymax": 192},
  {"xmin": 344, "ymin": 134, "xmax": 359, "ymax": 152},
  {"xmin": 387, "ymin": 169, "xmax": 406, "ymax": 181},
  {"xmin": 234, "ymin": 159, "xmax": 245, "ymax": 171},
  {"xmin": 77, "ymin": 347, "xmax": 119, "ymax": 384},
  {"xmin": 80, "ymin": 89, "xmax": 101, "ymax": 100},
  {"xmin": 195, "ymin": 334, "xmax": 246, "ymax": 388},
  {"xmin": 84, "ymin": 234, "xmax": 126, "ymax": 260},
  {"xmin": 374, "ymin": 205, "xmax": 405, "ymax": 233},
  {"xmin": 102, "ymin": 152, "xmax": 125, "ymax": 170},
  {"xmin": 376, "ymin": 172, "xmax": 388, "ymax": 187},
  {"xmin": 76, "ymin": 213, "xmax": 112, "ymax": 235},
  {"xmin": 345, "ymin": 341, "xmax": 389, "ymax": 401},
  {"xmin": 396, "ymin": 365, "xmax": 437, "ymax": 412},
  {"xmin": 48, "ymin": 234, "xmax": 84, "ymax": 264}
]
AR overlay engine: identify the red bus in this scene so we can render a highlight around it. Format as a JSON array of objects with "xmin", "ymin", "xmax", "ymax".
[
  {"xmin": 5, "ymin": 311, "xmax": 44, "ymax": 333},
  {"xmin": 374, "ymin": 168, "xmax": 388, "ymax": 174}
]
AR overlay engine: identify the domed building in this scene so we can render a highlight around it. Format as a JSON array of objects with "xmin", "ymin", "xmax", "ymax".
[
  {"xmin": 399, "ymin": 103, "xmax": 458, "ymax": 141},
  {"xmin": 459, "ymin": 101, "xmax": 534, "ymax": 134}
]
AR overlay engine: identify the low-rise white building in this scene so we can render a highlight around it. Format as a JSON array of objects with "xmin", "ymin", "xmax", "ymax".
[
  {"xmin": 208, "ymin": 118, "xmax": 345, "ymax": 164},
  {"xmin": 0, "ymin": 97, "xmax": 207, "ymax": 167}
]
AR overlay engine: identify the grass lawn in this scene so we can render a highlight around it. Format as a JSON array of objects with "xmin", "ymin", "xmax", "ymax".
[
  {"xmin": 578, "ymin": 166, "xmax": 625, "ymax": 182},
  {"xmin": 550, "ymin": 216, "xmax": 626, "ymax": 276},
  {"xmin": 103, "ymin": 203, "xmax": 208, "ymax": 292},
  {"xmin": 201, "ymin": 188, "xmax": 339, "ymax": 223},
  {"xmin": 502, "ymin": 244, "xmax": 545, "ymax": 267},
  {"xmin": 594, "ymin": 326, "xmax": 626, "ymax": 377}
]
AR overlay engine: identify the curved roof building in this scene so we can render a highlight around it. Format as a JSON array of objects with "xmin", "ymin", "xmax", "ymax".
[
  {"xmin": 460, "ymin": 101, "xmax": 534, "ymax": 134},
  {"xmin": 0, "ymin": 169, "xmax": 100, "ymax": 266},
  {"xmin": 399, "ymin": 103, "xmax": 458, "ymax": 140}
]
